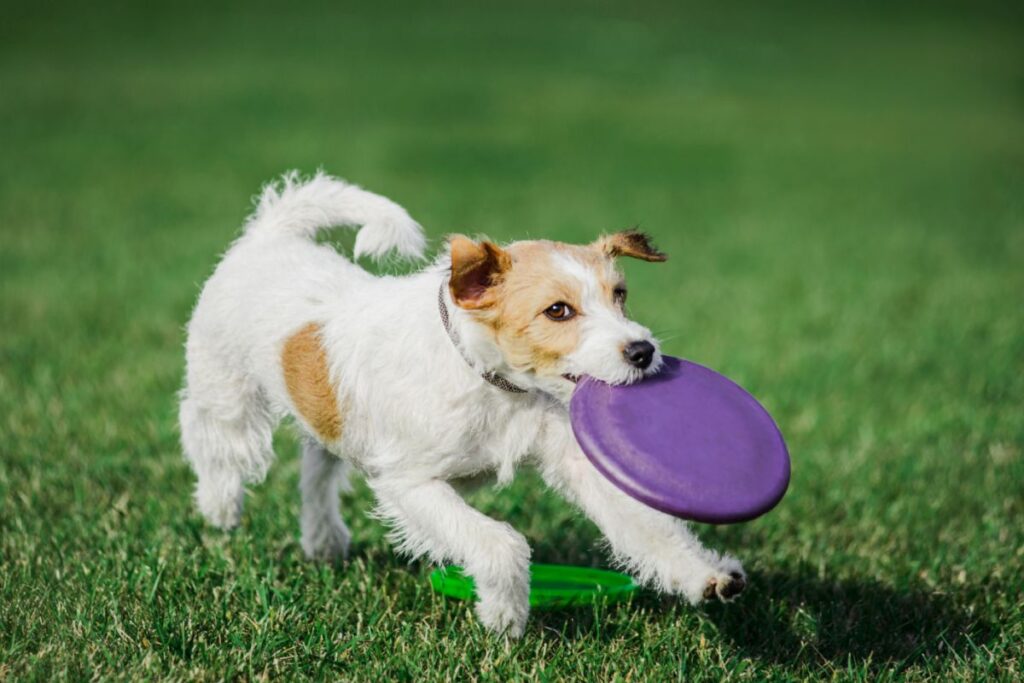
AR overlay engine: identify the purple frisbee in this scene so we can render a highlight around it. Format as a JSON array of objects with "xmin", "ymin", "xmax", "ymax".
[{"xmin": 570, "ymin": 356, "xmax": 789, "ymax": 524}]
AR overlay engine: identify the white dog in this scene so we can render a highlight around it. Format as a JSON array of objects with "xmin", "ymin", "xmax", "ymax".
[{"xmin": 180, "ymin": 172, "xmax": 746, "ymax": 637}]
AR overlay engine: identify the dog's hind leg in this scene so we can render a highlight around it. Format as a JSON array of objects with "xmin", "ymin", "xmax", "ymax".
[
  {"xmin": 299, "ymin": 439, "xmax": 352, "ymax": 561},
  {"xmin": 179, "ymin": 359, "xmax": 276, "ymax": 530}
]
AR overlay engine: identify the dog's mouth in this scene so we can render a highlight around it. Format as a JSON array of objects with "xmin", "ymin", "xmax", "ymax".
[{"xmin": 562, "ymin": 373, "xmax": 580, "ymax": 384}]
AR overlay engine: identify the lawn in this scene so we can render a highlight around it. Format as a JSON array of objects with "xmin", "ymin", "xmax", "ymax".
[{"xmin": 1, "ymin": 0, "xmax": 1022, "ymax": 679}]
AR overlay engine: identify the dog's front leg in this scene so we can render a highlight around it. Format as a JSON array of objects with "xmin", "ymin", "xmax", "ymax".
[
  {"xmin": 371, "ymin": 477, "xmax": 531, "ymax": 637},
  {"xmin": 536, "ymin": 422, "xmax": 746, "ymax": 604}
]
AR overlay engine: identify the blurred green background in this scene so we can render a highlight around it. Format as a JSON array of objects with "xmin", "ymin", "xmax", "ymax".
[{"xmin": 2, "ymin": 0, "xmax": 1022, "ymax": 679}]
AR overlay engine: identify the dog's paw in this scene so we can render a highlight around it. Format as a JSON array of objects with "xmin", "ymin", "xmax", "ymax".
[
  {"xmin": 301, "ymin": 519, "xmax": 351, "ymax": 562},
  {"xmin": 702, "ymin": 571, "xmax": 747, "ymax": 602},
  {"xmin": 715, "ymin": 553, "xmax": 746, "ymax": 580},
  {"xmin": 474, "ymin": 569, "xmax": 531, "ymax": 638},
  {"xmin": 474, "ymin": 593, "xmax": 529, "ymax": 639},
  {"xmin": 195, "ymin": 481, "xmax": 243, "ymax": 530}
]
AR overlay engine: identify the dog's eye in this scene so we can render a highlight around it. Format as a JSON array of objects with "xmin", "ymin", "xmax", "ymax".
[
  {"xmin": 613, "ymin": 287, "xmax": 627, "ymax": 305},
  {"xmin": 543, "ymin": 302, "xmax": 576, "ymax": 321}
]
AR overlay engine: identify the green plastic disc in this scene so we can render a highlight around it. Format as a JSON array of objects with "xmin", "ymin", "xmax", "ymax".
[{"xmin": 429, "ymin": 563, "xmax": 637, "ymax": 609}]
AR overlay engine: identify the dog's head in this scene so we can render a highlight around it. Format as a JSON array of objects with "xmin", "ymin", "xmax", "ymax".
[{"xmin": 448, "ymin": 230, "xmax": 666, "ymax": 401}]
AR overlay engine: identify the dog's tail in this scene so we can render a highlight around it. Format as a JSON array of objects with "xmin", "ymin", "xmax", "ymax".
[{"xmin": 243, "ymin": 171, "xmax": 426, "ymax": 262}]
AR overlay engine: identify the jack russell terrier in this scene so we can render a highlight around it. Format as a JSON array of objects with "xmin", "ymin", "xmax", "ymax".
[{"xmin": 180, "ymin": 172, "xmax": 746, "ymax": 637}]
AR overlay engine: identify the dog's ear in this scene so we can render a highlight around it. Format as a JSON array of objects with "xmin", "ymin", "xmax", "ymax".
[
  {"xmin": 595, "ymin": 229, "xmax": 667, "ymax": 262},
  {"xmin": 448, "ymin": 235, "xmax": 512, "ymax": 309}
]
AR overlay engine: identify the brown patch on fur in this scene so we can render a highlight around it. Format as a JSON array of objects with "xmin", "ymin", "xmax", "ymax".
[
  {"xmin": 452, "ymin": 239, "xmax": 625, "ymax": 378},
  {"xmin": 489, "ymin": 242, "xmax": 583, "ymax": 374},
  {"xmin": 282, "ymin": 323, "xmax": 344, "ymax": 441},
  {"xmin": 596, "ymin": 229, "xmax": 667, "ymax": 262}
]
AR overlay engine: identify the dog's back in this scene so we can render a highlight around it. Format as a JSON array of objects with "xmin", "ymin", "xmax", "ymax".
[{"xmin": 179, "ymin": 173, "xmax": 425, "ymax": 529}]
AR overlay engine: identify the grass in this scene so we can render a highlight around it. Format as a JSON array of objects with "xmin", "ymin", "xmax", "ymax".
[{"xmin": 1, "ymin": 0, "xmax": 1022, "ymax": 679}]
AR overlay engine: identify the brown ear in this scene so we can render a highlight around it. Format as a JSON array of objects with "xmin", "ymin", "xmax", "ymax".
[
  {"xmin": 448, "ymin": 235, "xmax": 512, "ymax": 309},
  {"xmin": 596, "ymin": 229, "xmax": 667, "ymax": 262}
]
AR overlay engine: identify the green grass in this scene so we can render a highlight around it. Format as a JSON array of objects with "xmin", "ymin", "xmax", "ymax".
[{"xmin": 2, "ymin": 0, "xmax": 1022, "ymax": 679}]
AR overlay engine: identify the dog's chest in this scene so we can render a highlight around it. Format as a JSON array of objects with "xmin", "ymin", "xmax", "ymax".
[{"xmin": 439, "ymin": 397, "xmax": 551, "ymax": 482}]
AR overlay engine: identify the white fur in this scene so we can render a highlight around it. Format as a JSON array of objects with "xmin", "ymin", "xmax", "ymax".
[
  {"xmin": 180, "ymin": 172, "xmax": 745, "ymax": 638},
  {"xmin": 249, "ymin": 170, "xmax": 426, "ymax": 260},
  {"xmin": 555, "ymin": 251, "xmax": 665, "ymax": 389}
]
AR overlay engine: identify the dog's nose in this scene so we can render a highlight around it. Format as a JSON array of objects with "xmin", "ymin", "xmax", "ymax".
[{"xmin": 623, "ymin": 340, "xmax": 655, "ymax": 369}]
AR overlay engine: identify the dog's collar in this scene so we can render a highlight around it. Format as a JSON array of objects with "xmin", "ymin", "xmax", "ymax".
[{"xmin": 437, "ymin": 280, "xmax": 528, "ymax": 394}]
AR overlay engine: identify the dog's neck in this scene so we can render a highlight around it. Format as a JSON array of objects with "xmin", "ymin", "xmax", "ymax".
[{"xmin": 437, "ymin": 279, "xmax": 528, "ymax": 394}]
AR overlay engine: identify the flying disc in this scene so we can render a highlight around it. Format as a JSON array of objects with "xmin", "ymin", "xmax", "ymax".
[
  {"xmin": 570, "ymin": 356, "xmax": 789, "ymax": 524},
  {"xmin": 429, "ymin": 564, "xmax": 637, "ymax": 608}
]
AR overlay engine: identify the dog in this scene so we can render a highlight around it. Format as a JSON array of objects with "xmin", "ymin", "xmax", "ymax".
[{"xmin": 180, "ymin": 171, "xmax": 746, "ymax": 637}]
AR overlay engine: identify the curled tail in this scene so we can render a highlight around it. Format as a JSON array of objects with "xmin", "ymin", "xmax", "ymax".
[{"xmin": 244, "ymin": 171, "xmax": 426, "ymax": 261}]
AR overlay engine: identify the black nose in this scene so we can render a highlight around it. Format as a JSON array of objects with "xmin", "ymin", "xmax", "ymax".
[{"xmin": 623, "ymin": 340, "xmax": 655, "ymax": 369}]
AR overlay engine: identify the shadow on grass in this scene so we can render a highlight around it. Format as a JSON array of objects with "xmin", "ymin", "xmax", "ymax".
[
  {"xmin": 704, "ymin": 569, "xmax": 993, "ymax": 672},
  {"xmin": 530, "ymin": 567, "xmax": 992, "ymax": 673}
]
